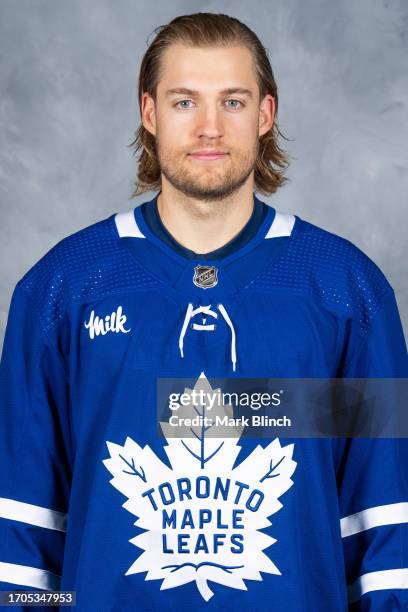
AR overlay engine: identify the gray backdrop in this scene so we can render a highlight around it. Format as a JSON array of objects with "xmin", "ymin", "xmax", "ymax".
[{"xmin": 1, "ymin": 0, "xmax": 407, "ymax": 349}]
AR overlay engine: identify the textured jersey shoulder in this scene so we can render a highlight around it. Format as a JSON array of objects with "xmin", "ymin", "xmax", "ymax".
[
  {"xmin": 246, "ymin": 216, "xmax": 394, "ymax": 338},
  {"xmin": 17, "ymin": 213, "xmax": 162, "ymax": 335}
]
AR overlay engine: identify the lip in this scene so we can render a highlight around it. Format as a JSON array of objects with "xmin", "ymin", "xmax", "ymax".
[{"xmin": 189, "ymin": 152, "xmax": 228, "ymax": 161}]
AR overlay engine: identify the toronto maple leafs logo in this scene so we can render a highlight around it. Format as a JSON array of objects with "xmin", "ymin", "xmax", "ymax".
[{"xmin": 102, "ymin": 373, "xmax": 297, "ymax": 601}]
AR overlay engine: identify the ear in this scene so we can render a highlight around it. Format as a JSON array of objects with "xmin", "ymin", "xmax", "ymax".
[
  {"xmin": 258, "ymin": 94, "xmax": 276, "ymax": 138},
  {"xmin": 141, "ymin": 92, "xmax": 157, "ymax": 137}
]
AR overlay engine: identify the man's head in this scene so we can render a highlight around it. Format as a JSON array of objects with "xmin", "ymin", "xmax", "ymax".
[{"xmin": 129, "ymin": 13, "xmax": 290, "ymax": 200}]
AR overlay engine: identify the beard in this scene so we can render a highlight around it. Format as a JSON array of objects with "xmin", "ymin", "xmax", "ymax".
[{"xmin": 155, "ymin": 135, "xmax": 258, "ymax": 203}]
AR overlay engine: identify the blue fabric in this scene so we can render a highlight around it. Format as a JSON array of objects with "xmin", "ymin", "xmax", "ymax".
[{"xmin": 0, "ymin": 193, "xmax": 407, "ymax": 611}]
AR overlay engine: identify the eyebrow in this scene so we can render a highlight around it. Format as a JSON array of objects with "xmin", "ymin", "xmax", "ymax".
[{"xmin": 165, "ymin": 87, "xmax": 253, "ymax": 99}]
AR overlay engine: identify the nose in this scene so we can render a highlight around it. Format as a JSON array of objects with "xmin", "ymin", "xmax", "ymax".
[{"xmin": 195, "ymin": 104, "xmax": 224, "ymax": 139}]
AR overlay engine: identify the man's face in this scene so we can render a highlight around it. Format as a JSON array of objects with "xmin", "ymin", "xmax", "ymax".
[{"xmin": 142, "ymin": 44, "xmax": 274, "ymax": 201}]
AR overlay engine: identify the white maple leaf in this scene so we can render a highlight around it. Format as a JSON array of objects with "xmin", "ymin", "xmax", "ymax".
[{"xmin": 102, "ymin": 372, "xmax": 297, "ymax": 602}]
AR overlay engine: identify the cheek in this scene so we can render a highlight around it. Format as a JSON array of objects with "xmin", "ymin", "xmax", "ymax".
[
  {"xmin": 158, "ymin": 114, "xmax": 192, "ymax": 146},
  {"xmin": 157, "ymin": 127, "xmax": 182, "ymax": 154},
  {"xmin": 225, "ymin": 116, "xmax": 258, "ymax": 140}
]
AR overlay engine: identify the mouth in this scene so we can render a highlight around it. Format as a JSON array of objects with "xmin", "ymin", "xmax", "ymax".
[{"xmin": 188, "ymin": 152, "xmax": 228, "ymax": 161}]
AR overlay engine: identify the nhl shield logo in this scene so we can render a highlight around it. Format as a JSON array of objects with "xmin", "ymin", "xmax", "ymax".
[{"xmin": 193, "ymin": 265, "xmax": 218, "ymax": 289}]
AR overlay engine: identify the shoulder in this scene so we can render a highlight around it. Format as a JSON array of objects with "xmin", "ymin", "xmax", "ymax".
[
  {"xmin": 253, "ymin": 212, "xmax": 394, "ymax": 331},
  {"xmin": 295, "ymin": 215, "xmax": 390, "ymax": 273},
  {"xmin": 15, "ymin": 210, "xmax": 158, "ymax": 333},
  {"xmin": 295, "ymin": 216, "xmax": 392, "ymax": 295},
  {"xmin": 17, "ymin": 213, "xmax": 117, "ymax": 291}
]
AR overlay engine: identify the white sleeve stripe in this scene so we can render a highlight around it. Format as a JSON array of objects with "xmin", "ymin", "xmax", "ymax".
[
  {"xmin": 0, "ymin": 498, "xmax": 67, "ymax": 532},
  {"xmin": 348, "ymin": 568, "xmax": 408, "ymax": 603},
  {"xmin": 0, "ymin": 561, "xmax": 61, "ymax": 590},
  {"xmin": 340, "ymin": 502, "xmax": 408, "ymax": 537},
  {"xmin": 265, "ymin": 211, "xmax": 296, "ymax": 238},
  {"xmin": 114, "ymin": 210, "xmax": 145, "ymax": 238}
]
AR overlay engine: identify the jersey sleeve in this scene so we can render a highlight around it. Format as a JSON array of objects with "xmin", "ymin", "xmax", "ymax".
[
  {"xmin": 337, "ymin": 288, "xmax": 408, "ymax": 610},
  {"xmin": 0, "ymin": 283, "xmax": 72, "ymax": 596}
]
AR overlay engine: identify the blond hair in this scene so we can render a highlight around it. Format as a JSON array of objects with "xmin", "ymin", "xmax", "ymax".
[{"xmin": 128, "ymin": 12, "xmax": 291, "ymax": 198}]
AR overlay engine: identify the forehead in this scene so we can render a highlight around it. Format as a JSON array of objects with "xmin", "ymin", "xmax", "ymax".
[{"xmin": 156, "ymin": 44, "xmax": 258, "ymax": 95}]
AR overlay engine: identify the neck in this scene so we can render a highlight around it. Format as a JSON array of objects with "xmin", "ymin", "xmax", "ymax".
[{"xmin": 156, "ymin": 183, "xmax": 255, "ymax": 254}]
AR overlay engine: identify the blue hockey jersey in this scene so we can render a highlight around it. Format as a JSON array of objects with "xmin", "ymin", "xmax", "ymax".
[{"xmin": 0, "ymin": 193, "xmax": 407, "ymax": 611}]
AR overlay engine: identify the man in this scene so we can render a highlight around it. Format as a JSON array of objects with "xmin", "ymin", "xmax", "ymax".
[{"xmin": 0, "ymin": 12, "xmax": 407, "ymax": 611}]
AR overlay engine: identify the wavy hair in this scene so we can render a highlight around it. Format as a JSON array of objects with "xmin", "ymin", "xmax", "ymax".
[{"xmin": 128, "ymin": 13, "xmax": 291, "ymax": 198}]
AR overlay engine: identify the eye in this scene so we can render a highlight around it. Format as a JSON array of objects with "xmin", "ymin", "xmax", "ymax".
[
  {"xmin": 225, "ymin": 99, "xmax": 244, "ymax": 110},
  {"xmin": 174, "ymin": 99, "xmax": 194, "ymax": 109}
]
